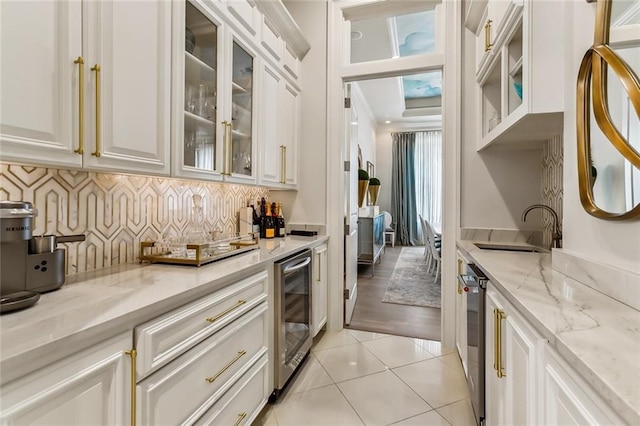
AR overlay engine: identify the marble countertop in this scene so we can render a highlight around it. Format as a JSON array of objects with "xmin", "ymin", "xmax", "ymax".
[
  {"xmin": 457, "ymin": 240, "xmax": 640, "ymax": 424},
  {"xmin": 0, "ymin": 235, "xmax": 328, "ymax": 385}
]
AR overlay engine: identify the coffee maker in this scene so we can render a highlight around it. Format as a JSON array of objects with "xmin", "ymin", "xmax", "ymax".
[{"xmin": 0, "ymin": 201, "xmax": 84, "ymax": 313}]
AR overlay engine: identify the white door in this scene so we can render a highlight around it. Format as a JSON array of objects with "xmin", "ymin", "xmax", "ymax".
[
  {"xmin": 282, "ymin": 83, "xmax": 299, "ymax": 187},
  {"xmin": 83, "ymin": 0, "xmax": 171, "ymax": 175},
  {"xmin": 344, "ymin": 84, "xmax": 358, "ymax": 325},
  {"xmin": 0, "ymin": 1, "xmax": 82, "ymax": 168},
  {"xmin": 259, "ymin": 63, "xmax": 282, "ymax": 185}
]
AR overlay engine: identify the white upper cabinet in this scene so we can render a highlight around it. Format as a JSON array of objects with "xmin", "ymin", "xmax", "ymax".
[
  {"xmin": 224, "ymin": 0, "xmax": 260, "ymax": 38},
  {"xmin": 0, "ymin": 0, "xmax": 171, "ymax": 175},
  {"xmin": 172, "ymin": 0, "xmax": 225, "ymax": 181},
  {"xmin": 469, "ymin": 0, "xmax": 564, "ymax": 150},
  {"xmin": 83, "ymin": 1, "xmax": 172, "ymax": 174},
  {"xmin": 280, "ymin": 82, "xmax": 299, "ymax": 187},
  {"xmin": 0, "ymin": 1, "xmax": 82, "ymax": 168}
]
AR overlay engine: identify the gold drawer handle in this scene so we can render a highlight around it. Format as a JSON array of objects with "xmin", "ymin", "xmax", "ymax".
[
  {"xmin": 205, "ymin": 350, "xmax": 247, "ymax": 383},
  {"xmin": 484, "ymin": 19, "xmax": 493, "ymax": 52},
  {"xmin": 234, "ymin": 412, "xmax": 247, "ymax": 426},
  {"xmin": 206, "ymin": 300, "xmax": 246, "ymax": 323}
]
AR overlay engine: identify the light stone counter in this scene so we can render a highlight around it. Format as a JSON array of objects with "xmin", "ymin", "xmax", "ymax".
[
  {"xmin": 457, "ymin": 240, "xmax": 640, "ymax": 425},
  {"xmin": 0, "ymin": 235, "xmax": 328, "ymax": 386}
]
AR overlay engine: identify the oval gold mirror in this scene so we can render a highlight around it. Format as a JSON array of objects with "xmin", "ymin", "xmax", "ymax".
[{"xmin": 577, "ymin": 0, "xmax": 640, "ymax": 219}]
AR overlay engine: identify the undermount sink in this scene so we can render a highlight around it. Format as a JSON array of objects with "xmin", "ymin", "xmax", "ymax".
[{"xmin": 474, "ymin": 243, "xmax": 548, "ymax": 253}]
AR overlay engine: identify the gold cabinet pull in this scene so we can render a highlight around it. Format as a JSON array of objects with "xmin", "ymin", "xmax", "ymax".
[
  {"xmin": 205, "ymin": 350, "xmax": 247, "ymax": 383},
  {"xmin": 124, "ymin": 349, "xmax": 137, "ymax": 426},
  {"xmin": 316, "ymin": 252, "xmax": 321, "ymax": 281},
  {"xmin": 234, "ymin": 412, "xmax": 248, "ymax": 426},
  {"xmin": 280, "ymin": 145, "xmax": 286, "ymax": 183},
  {"xmin": 495, "ymin": 309, "xmax": 506, "ymax": 378},
  {"xmin": 493, "ymin": 309, "xmax": 499, "ymax": 372},
  {"xmin": 484, "ymin": 19, "xmax": 493, "ymax": 52},
  {"xmin": 206, "ymin": 300, "xmax": 246, "ymax": 323},
  {"xmin": 221, "ymin": 121, "xmax": 229, "ymax": 175},
  {"xmin": 283, "ymin": 145, "xmax": 287, "ymax": 183},
  {"xmin": 91, "ymin": 64, "xmax": 101, "ymax": 157},
  {"xmin": 227, "ymin": 121, "xmax": 234, "ymax": 175},
  {"xmin": 74, "ymin": 57, "xmax": 85, "ymax": 155}
]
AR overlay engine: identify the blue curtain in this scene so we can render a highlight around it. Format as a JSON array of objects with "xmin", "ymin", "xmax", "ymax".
[{"xmin": 391, "ymin": 132, "xmax": 421, "ymax": 245}]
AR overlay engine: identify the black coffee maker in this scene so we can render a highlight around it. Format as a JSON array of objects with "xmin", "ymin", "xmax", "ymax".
[{"xmin": 0, "ymin": 201, "xmax": 84, "ymax": 313}]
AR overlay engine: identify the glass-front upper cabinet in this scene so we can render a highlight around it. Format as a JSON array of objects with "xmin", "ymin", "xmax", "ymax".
[
  {"xmin": 183, "ymin": 2, "xmax": 219, "ymax": 174},
  {"xmin": 228, "ymin": 40, "xmax": 255, "ymax": 178}
]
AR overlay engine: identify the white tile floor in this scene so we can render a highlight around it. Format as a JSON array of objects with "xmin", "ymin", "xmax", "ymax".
[{"xmin": 254, "ymin": 329, "xmax": 476, "ymax": 426}]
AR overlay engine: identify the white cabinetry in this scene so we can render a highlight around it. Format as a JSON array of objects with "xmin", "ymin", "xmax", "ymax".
[
  {"xmin": 135, "ymin": 270, "xmax": 270, "ymax": 424},
  {"xmin": 258, "ymin": 64, "xmax": 300, "ymax": 189},
  {"xmin": 541, "ymin": 346, "xmax": 625, "ymax": 425},
  {"xmin": 0, "ymin": 0, "xmax": 171, "ymax": 175},
  {"xmin": 0, "ymin": 332, "xmax": 132, "ymax": 425},
  {"xmin": 469, "ymin": 0, "xmax": 564, "ymax": 149},
  {"xmin": 486, "ymin": 284, "xmax": 543, "ymax": 425},
  {"xmin": 311, "ymin": 243, "xmax": 328, "ymax": 337}
]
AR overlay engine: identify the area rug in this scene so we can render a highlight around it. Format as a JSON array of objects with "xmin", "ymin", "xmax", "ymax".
[{"xmin": 381, "ymin": 246, "xmax": 441, "ymax": 308}]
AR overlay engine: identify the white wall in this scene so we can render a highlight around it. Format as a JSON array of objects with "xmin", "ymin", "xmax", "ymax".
[
  {"xmin": 375, "ymin": 130, "xmax": 393, "ymax": 213},
  {"xmin": 460, "ymin": 27, "xmax": 544, "ymax": 231},
  {"xmin": 562, "ymin": 0, "xmax": 640, "ymax": 273},
  {"xmin": 276, "ymin": 0, "xmax": 328, "ymax": 226},
  {"xmin": 351, "ymin": 82, "xmax": 377, "ymax": 173}
]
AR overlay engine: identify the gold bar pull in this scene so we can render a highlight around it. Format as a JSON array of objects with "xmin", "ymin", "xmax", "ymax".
[
  {"xmin": 280, "ymin": 145, "xmax": 286, "ymax": 183},
  {"xmin": 221, "ymin": 121, "xmax": 229, "ymax": 175},
  {"xmin": 206, "ymin": 300, "xmax": 246, "ymax": 323},
  {"xmin": 124, "ymin": 349, "xmax": 137, "ymax": 426},
  {"xmin": 205, "ymin": 350, "xmax": 247, "ymax": 383},
  {"xmin": 234, "ymin": 412, "xmax": 248, "ymax": 426},
  {"xmin": 496, "ymin": 309, "xmax": 506, "ymax": 378},
  {"xmin": 91, "ymin": 64, "xmax": 101, "ymax": 157},
  {"xmin": 493, "ymin": 308, "xmax": 499, "ymax": 372},
  {"xmin": 484, "ymin": 19, "xmax": 493, "ymax": 52},
  {"xmin": 74, "ymin": 57, "xmax": 85, "ymax": 155},
  {"xmin": 283, "ymin": 145, "xmax": 287, "ymax": 183},
  {"xmin": 228, "ymin": 121, "xmax": 234, "ymax": 175}
]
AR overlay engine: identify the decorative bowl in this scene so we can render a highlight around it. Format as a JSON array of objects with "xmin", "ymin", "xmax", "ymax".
[{"xmin": 513, "ymin": 82, "xmax": 523, "ymax": 100}]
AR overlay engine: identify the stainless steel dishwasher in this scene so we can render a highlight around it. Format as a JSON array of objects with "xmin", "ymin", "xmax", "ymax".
[{"xmin": 459, "ymin": 263, "xmax": 488, "ymax": 426}]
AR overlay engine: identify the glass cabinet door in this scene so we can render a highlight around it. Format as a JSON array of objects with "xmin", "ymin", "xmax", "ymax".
[
  {"xmin": 183, "ymin": 2, "xmax": 218, "ymax": 172},
  {"xmin": 230, "ymin": 41, "xmax": 254, "ymax": 177}
]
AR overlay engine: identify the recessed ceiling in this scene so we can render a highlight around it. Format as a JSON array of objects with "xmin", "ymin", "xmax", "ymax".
[{"xmin": 350, "ymin": 6, "xmax": 442, "ymax": 128}]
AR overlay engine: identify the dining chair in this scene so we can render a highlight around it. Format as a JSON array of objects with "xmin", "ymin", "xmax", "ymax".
[
  {"xmin": 424, "ymin": 217, "xmax": 442, "ymax": 281},
  {"xmin": 382, "ymin": 211, "xmax": 395, "ymax": 247}
]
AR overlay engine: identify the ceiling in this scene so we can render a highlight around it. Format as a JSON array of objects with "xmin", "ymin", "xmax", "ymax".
[{"xmin": 350, "ymin": 7, "xmax": 442, "ymax": 130}]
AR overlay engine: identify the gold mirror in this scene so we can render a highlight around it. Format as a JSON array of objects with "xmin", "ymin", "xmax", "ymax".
[{"xmin": 577, "ymin": 0, "xmax": 640, "ymax": 219}]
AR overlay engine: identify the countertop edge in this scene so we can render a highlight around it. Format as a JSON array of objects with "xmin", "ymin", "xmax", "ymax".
[{"xmin": 0, "ymin": 235, "xmax": 328, "ymax": 386}]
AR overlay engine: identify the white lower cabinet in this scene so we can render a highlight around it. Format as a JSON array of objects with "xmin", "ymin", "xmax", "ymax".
[
  {"xmin": 541, "ymin": 345, "xmax": 624, "ymax": 426},
  {"xmin": 486, "ymin": 283, "xmax": 624, "ymax": 426},
  {"xmin": 0, "ymin": 332, "xmax": 132, "ymax": 425},
  {"xmin": 485, "ymin": 285, "xmax": 544, "ymax": 425},
  {"xmin": 134, "ymin": 269, "xmax": 270, "ymax": 425},
  {"xmin": 311, "ymin": 243, "xmax": 328, "ymax": 337}
]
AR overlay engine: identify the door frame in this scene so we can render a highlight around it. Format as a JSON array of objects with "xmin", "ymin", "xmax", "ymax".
[{"xmin": 325, "ymin": 0, "xmax": 461, "ymax": 347}]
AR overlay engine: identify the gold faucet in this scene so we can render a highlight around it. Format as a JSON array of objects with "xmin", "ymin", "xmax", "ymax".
[{"xmin": 522, "ymin": 204, "xmax": 562, "ymax": 249}]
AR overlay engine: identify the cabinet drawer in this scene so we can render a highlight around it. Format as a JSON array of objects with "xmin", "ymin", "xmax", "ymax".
[
  {"xmin": 261, "ymin": 16, "xmax": 283, "ymax": 61},
  {"xmin": 135, "ymin": 270, "xmax": 268, "ymax": 379},
  {"xmin": 283, "ymin": 43, "xmax": 299, "ymax": 80},
  {"xmin": 194, "ymin": 352, "xmax": 269, "ymax": 426},
  {"xmin": 137, "ymin": 303, "xmax": 268, "ymax": 425}
]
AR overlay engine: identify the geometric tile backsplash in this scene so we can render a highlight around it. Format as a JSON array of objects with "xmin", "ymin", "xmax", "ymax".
[
  {"xmin": 541, "ymin": 135, "xmax": 563, "ymax": 249},
  {"xmin": 0, "ymin": 163, "xmax": 269, "ymax": 274}
]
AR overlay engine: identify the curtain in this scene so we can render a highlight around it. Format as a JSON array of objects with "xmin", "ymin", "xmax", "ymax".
[
  {"xmin": 391, "ymin": 132, "xmax": 420, "ymax": 245},
  {"xmin": 391, "ymin": 130, "xmax": 443, "ymax": 246},
  {"xmin": 415, "ymin": 131, "xmax": 443, "ymax": 227}
]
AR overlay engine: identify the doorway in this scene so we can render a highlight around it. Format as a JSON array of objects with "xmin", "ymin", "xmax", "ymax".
[{"xmin": 326, "ymin": 0, "xmax": 461, "ymax": 347}]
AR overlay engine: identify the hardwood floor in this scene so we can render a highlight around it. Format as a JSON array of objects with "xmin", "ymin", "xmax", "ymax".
[{"xmin": 346, "ymin": 244, "xmax": 442, "ymax": 341}]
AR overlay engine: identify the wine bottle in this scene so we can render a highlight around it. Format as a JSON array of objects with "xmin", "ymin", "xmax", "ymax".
[
  {"xmin": 265, "ymin": 206, "xmax": 275, "ymax": 239},
  {"xmin": 260, "ymin": 197, "xmax": 267, "ymax": 238},
  {"xmin": 276, "ymin": 202, "xmax": 286, "ymax": 237}
]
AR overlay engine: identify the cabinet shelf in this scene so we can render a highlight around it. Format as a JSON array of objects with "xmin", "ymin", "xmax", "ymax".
[
  {"xmin": 509, "ymin": 57, "xmax": 523, "ymax": 77},
  {"xmin": 185, "ymin": 51, "xmax": 216, "ymax": 85},
  {"xmin": 232, "ymin": 128, "xmax": 250, "ymax": 138},
  {"xmin": 184, "ymin": 110, "xmax": 214, "ymax": 126},
  {"xmin": 232, "ymin": 81, "xmax": 249, "ymax": 94}
]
